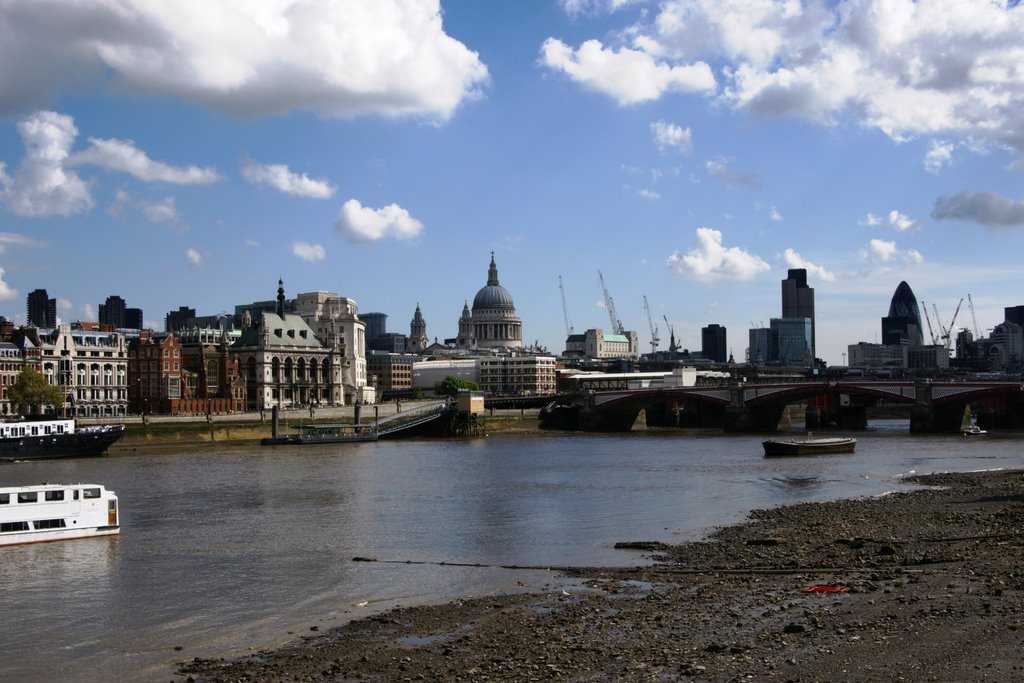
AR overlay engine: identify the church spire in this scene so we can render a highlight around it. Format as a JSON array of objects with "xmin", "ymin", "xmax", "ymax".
[
  {"xmin": 487, "ymin": 251, "xmax": 499, "ymax": 286},
  {"xmin": 276, "ymin": 278, "xmax": 286, "ymax": 317}
]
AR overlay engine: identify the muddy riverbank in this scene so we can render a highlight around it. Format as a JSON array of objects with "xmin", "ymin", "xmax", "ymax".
[{"xmin": 179, "ymin": 468, "xmax": 1024, "ymax": 682}]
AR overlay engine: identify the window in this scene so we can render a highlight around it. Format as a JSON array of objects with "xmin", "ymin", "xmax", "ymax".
[
  {"xmin": 44, "ymin": 490, "xmax": 65, "ymax": 502},
  {"xmin": 33, "ymin": 519, "xmax": 67, "ymax": 530},
  {"xmin": 0, "ymin": 521, "xmax": 29, "ymax": 532},
  {"xmin": 0, "ymin": 493, "xmax": 8, "ymax": 504},
  {"xmin": 82, "ymin": 488, "xmax": 101, "ymax": 499},
  {"xmin": 17, "ymin": 491, "xmax": 38, "ymax": 503}
]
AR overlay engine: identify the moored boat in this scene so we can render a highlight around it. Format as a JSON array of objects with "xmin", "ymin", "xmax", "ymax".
[
  {"xmin": 0, "ymin": 483, "xmax": 120, "ymax": 546},
  {"xmin": 0, "ymin": 418, "xmax": 124, "ymax": 461},
  {"xmin": 963, "ymin": 424, "xmax": 987, "ymax": 436},
  {"xmin": 763, "ymin": 434, "xmax": 857, "ymax": 457},
  {"xmin": 261, "ymin": 422, "xmax": 378, "ymax": 445}
]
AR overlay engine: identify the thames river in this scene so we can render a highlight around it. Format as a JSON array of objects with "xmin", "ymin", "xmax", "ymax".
[{"xmin": 2, "ymin": 423, "xmax": 1021, "ymax": 681}]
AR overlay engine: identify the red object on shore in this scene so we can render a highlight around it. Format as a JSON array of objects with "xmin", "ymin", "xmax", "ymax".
[{"xmin": 803, "ymin": 585, "xmax": 849, "ymax": 593}]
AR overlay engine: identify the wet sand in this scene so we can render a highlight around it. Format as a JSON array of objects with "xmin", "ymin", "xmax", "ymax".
[{"xmin": 179, "ymin": 468, "xmax": 1024, "ymax": 682}]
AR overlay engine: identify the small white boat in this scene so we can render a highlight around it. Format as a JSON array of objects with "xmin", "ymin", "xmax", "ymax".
[
  {"xmin": 0, "ymin": 483, "xmax": 120, "ymax": 546},
  {"xmin": 963, "ymin": 424, "xmax": 987, "ymax": 436}
]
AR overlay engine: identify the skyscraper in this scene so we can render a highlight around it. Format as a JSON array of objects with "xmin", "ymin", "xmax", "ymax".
[
  {"xmin": 781, "ymin": 269, "xmax": 815, "ymax": 360},
  {"xmin": 27, "ymin": 288, "xmax": 57, "ymax": 328},
  {"xmin": 882, "ymin": 281, "xmax": 924, "ymax": 346},
  {"xmin": 701, "ymin": 324, "xmax": 727, "ymax": 363},
  {"xmin": 98, "ymin": 295, "xmax": 127, "ymax": 328}
]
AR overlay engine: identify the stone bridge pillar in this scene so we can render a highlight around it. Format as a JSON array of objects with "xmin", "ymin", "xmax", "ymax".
[
  {"xmin": 722, "ymin": 383, "xmax": 788, "ymax": 433},
  {"xmin": 910, "ymin": 380, "xmax": 971, "ymax": 433}
]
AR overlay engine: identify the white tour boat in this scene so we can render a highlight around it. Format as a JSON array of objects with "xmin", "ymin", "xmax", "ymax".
[{"xmin": 0, "ymin": 483, "xmax": 120, "ymax": 546}]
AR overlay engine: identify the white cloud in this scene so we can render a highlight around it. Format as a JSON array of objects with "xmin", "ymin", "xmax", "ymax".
[
  {"xmin": 334, "ymin": 199, "xmax": 424, "ymax": 244},
  {"xmin": 861, "ymin": 213, "xmax": 882, "ymax": 227},
  {"xmin": 783, "ymin": 248, "xmax": 836, "ymax": 282},
  {"xmin": 0, "ymin": 231, "xmax": 45, "ymax": 253},
  {"xmin": 142, "ymin": 197, "xmax": 178, "ymax": 223},
  {"xmin": 70, "ymin": 138, "xmax": 219, "ymax": 183},
  {"xmin": 924, "ymin": 140, "xmax": 955, "ymax": 174},
  {"xmin": 185, "ymin": 247, "xmax": 203, "ymax": 268},
  {"xmin": 887, "ymin": 209, "xmax": 920, "ymax": 232},
  {"xmin": 650, "ymin": 120, "xmax": 693, "ymax": 156},
  {"xmin": 637, "ymin": 188, "xmax": 661, "ymax": 200},
  {"xmin": 0, "ymin": 0, "xmax": 488, "ymax": 122},
  {"xmin": 575, "ymin": 0, "xmax": 1024, "ymax": 160},
  {"xmin": 706, "ymin": 158, "xmax": 760, "ymax": 188},
  {"xmin": 292, "ymin": 241, "xmax": 326, "ymax": 262},
  {"xmin": 242, "ymin": 162, "xmax": 335, "ymax": 199},
  {"xmin": 1, "ymin": 111, "xmax": 93, "ymax": 216},
  {"xmin": 539, "ymin": 38, "xmax": 715, "ymax": 106},
  {"xmin": 932, "ymin": 191, "xmax": 1024, "ymax": 229},
  {"xmin": 769, "ymin": 207, "xmax": 783, "ymax": 222},
  {"xmin": 81, "ymin": 303, "xmax": 95, "ymax": 321},
  {"xmin": 863, "ymin": 238, "xmax": 923, "ymax": 265},
  {"xmin": 245, "ymin": 239, "xmax": 261, "ymax": 248},
  {"xmin": 667, "ymin": 227, "xmax": 770, "ymax": 282},
  {"xmin": 107, "ymin": 188, "xmax": 131, "ymax": 216},
  {"xmin": 0, "ymin": 266, "xmax": 16, "ymax": 300},
  {"xmin": 558, "ymin": 0, "xmax": 644, "ymax": 16}
]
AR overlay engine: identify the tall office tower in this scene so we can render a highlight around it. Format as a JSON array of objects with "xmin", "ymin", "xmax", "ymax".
[
  {"xmin": 361, "ymin": 312, "xmax": 387, "ymax": 346},
  {"xmin": 1005, "ymin": 305, "xmax": 1024, "ymax": 327},
  {"xmin": 98, "ymin": 295, "xmax": 127, "ymax": 328},
  {"xmin": 27, "ymin": 289, "xmax": 57, "ymax": 328},
  {"xmin": 165, "ymin": 306, "xmax": 196, "ymax": 332},
  {"xmin": 125, "ymin": 307, "xmax": 144, "ymax": 330},
  {"xmin": 701, "ymin": 324, "xmax": 727, "ymax": 362},
  {"xmin": 882, "ymin": 281, "xmax": 924, "ymax": 345},
  {"xmin": 748, "ymin": 327, "xmax": 771, "ymax": 363},
  {"xmin": 781, "ymin": 268, "xmax": 815, "ymax": 360}
]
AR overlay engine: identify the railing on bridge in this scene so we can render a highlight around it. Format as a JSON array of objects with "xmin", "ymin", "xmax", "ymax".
[{"xmin": 375, "ymin": 401, "xmax": 453, "ymax": 437}]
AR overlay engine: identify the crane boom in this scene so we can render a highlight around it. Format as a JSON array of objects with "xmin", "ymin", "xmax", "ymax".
[
  {"xmin": 968, "ymin": 293, "xmax": 980, "ymax": 337},
  {"xmin": 662, "ymin": 314, "xmax": 677, "ymax": 353},
  {"xmin": 643, "ymin": 296, "xmax": 659, "ymax": 353},
  {"xmin": 558, "ymin": 276, "xmax": 574, "ymax": 337},
  {"xmin": 921, "ymin": 301, "xmax": 938, "ymax": 345},
  {"xmin": 598, "ymin": 270, "xmax": 624, "ymax": 334},
  {"xmin": 943, "ymin": 298, "xmax": 964, "ymax": 349}
]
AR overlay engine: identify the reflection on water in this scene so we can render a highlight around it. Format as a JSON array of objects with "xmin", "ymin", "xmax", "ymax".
[{"xmin": 1, "ymin": 423, "xmax": 1022, "ymax": 681}]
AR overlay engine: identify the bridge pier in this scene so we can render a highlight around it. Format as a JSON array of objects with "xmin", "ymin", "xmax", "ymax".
[
  {"xmin": 723, "ymin": 404, "xmax": 788, "ymax": 433},
  {"xmin": 910, "ymin": 402, "xmax": 971, "ymax": 434}
]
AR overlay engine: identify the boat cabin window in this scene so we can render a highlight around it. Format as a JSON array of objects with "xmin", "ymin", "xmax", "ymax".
[
  {"xmin": 0, "ymin": 493, "xmax": 8, "ymax": 504},
  {"xmin": 17, "ymin": 492, "xmax": 38, "ymax": 503},
  {"xmin": 0, "ymin": 521, "xmax": 29, "ymax": 532},
  {"xmin": 44, "ymin": 490, "xmax": 65, "ymax": 502},
  {"xmin": 33, "ymin": 519, "xmax": 67, "ymax": 530},
  {"xmin": 73, "ymin": 490, "xmax": 80, "ymax": 501},
  {"xmin": 82, "ymin": 488, "xmax": 101, "ymax": 499}
]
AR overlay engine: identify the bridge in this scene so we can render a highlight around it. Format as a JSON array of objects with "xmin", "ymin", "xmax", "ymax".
[{"xmin": 539, "ymin": 379, "xmax": 1024, "ymax": 433}]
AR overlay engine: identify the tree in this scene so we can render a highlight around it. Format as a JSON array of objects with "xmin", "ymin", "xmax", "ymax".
[
  {"xmin": 433, "ymin": 375, "xmax": 479, "ymax": 398},
  {"xmin": 9, "ymin": 368, "xmax": 66, "ymax": 415}
]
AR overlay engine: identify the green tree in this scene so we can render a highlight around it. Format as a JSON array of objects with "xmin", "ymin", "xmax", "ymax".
[
  {"xmin": 9, "ymin": 368, "xmax": 66, "ymax": 415},
  {"xmin": 433, "ymin": 375, "xmax": 480, "ymax": 398}
]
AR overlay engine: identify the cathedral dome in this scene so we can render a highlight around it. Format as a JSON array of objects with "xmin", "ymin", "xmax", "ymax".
[{"xmin": 472, "ymin": 254, "xmax": 516, "ymax": 311}]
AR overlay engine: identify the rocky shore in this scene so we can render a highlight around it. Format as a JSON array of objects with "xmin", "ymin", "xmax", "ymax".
[{"xmin": 179, "ymin": 469, "xmax": 1024, "ymax": 682}]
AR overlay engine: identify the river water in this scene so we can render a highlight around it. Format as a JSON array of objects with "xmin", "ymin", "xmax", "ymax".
[{"xmin": 1, "ymin": 422, "xmax": 1021, "ymax": 681}]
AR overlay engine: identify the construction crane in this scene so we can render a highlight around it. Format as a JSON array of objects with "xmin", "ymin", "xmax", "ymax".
[
  {"xmin": 921, "ymin": 301, "xmax": 939, "ymax": 345},
  {"xmin": 598, "ymin": 270, "xmax": 625, "ymax": 334},
  {"xmin": 968, "ymin": 293, "xmax": 980, "ymax": 338},
  {"xmin": 558, "ymin": 276, "xmax": 574, "ymax": 337},
  {"xmin": 643, "ymin": 296, "xmax": 659, "ymax": 353},
  {"xmin": 938, "ymin": 298, "xmax": 964, "ymax": 349},
  {"xmin": 663, "ymin": 314, "xmax": 677, "ymax": 353}
]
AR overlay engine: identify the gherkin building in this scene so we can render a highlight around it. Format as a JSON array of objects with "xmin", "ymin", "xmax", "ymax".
[{"xmin": 882, "ymin": 281, "xmax": 924, "ymax": 346}]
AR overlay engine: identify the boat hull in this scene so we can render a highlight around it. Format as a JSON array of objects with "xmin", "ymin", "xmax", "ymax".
[
  {"xmin": 0, "ymin": 525, "xmax": 119, "ymax": 547},
  {"xmin": 0, "ymin": 426, "xmax": 125, "ymax": 461},
  {"xmin": 763, "ymin": 437, "xmax": 857, "ymax": 457}
]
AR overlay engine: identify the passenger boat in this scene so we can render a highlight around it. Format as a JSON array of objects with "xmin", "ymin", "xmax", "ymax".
[
  {"xmin": 762, "ymin": 433, "xmax": 857, "ymax": 457},
  {"xmin": 963, "ymin": 424, "xmax": 987, "ymax": 436},
  {"xmin": 261, "ymin": 422, "xmax": 378, "ymax": 446},
  {"xmin": 0, "ymin": 418, "xmax": 124, "ymax": 461},
  {"xmin": 0, "ymin": 483, "xmax": 120, "ymax": 546}
]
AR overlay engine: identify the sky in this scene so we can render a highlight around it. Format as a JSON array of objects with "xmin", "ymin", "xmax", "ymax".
[{"xmin": 1, "ymin": 0, "xmax": 1023, "ymax": 366}]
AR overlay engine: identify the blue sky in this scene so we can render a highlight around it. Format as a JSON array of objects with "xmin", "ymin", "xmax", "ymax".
[{"xmin": 1, "ymin": 0, "xmax": 1023, "ymax": 365}]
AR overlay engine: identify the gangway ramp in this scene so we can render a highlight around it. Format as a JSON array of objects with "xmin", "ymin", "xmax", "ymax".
[{"xmin": 375, "ymin": 401, "xmax": 454, "ymax": 438}]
